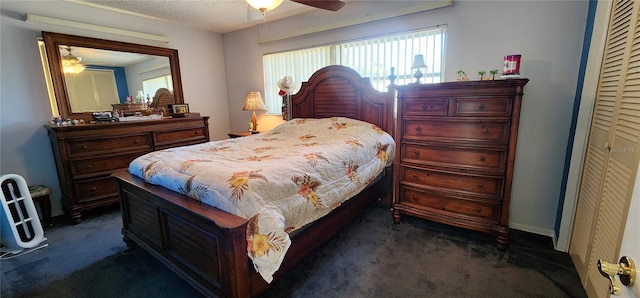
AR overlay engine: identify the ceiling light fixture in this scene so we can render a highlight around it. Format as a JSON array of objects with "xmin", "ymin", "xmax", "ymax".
[
  {"xmin": 246, "ymin": 0, "xmax": 284, "ymax": 15},
  {"xmin": 62, "ymin": 46, "xmax": 85, "ymax": 74}
]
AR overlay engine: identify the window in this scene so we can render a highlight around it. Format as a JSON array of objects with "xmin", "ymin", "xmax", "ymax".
[
  {"xmin": 143, "ymin": 75, "xmax": 173, "ymax": 98},
  {"xmin": 262, "ymin": 27, "xmax": 446, "ymax": 114}
]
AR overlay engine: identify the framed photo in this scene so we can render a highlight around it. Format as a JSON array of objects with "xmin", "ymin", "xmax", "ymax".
[{"xmin": 172, "ymin": 104, "xmax": 189, "ymax": 114}]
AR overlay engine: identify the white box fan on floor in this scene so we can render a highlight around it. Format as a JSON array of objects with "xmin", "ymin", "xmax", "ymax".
[{"xmin": 1, "ymin": 174, "xmax": 48, "ymax": 258}]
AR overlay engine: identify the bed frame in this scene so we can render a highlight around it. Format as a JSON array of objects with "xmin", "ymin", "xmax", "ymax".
[{"xmin": 112, "ymin": 65, "xmax": 395, "ymax": 297}]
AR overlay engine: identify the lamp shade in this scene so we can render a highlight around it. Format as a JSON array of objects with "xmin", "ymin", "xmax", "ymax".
[
  {"xmin": 246, "ymin": 0, "xmax": 284, "ymax": 12},
  {"xmin": 242, "ymin": 92, "xmax": 267, "ymax": 111},
  {"xmin": 411, "ymin": 54, "xmax": 427, "ymax": 69}
]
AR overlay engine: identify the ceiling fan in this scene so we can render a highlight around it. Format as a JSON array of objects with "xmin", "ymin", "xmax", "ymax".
[
  {"xmin": 291, "ymin": 0, "xmax": 345, "ymax": 11},
  {"xmin": 246, "ymin": 0, "xmax": 345, "ymax": 14}
]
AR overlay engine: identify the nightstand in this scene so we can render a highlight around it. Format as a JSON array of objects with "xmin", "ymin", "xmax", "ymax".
[{"xmin": 228, "ymin": 131, "xmax": 259, "ymax": 138}]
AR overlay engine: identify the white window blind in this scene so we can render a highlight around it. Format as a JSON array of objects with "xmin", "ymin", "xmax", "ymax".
[{"xmin": 262, "ymin": 27, "xmax": 446, "ymax": 114}]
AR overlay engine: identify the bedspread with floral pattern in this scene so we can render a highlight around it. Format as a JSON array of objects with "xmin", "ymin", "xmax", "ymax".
[{"xmin": 128, "ymin": 117, "xmax": 395, "ymax": 282}]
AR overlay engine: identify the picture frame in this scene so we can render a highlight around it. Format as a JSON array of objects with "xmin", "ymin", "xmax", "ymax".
[{"xmin": 171, "ymin": 103, "xmax": 189, "ymax": 114}]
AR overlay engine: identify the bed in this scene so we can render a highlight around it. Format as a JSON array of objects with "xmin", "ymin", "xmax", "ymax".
[{"xmin": 112, "ymin": 65, "xmax": 395, "ymax": 297}]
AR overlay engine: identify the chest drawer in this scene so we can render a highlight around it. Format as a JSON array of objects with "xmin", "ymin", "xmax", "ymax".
[
  {"xmin": 68, "ymin": 135, "xmax": 151, "ymax": 157},
  {"xmin": 154, "ymin": 127, "xmax": 207, "ymax": 147},
  {"xmin": 451, "ymin": 97, "xmax": 512, "ymax": 117},
  {"xmin": 402, "ymin": 98, "xmax": 448, "ymax": 116},
  {"xmin": 401, "ymin": 167, "xmax": 503, "ymax": 198},
  {"xmin": 400, "ymin": 186, "xmax": 499, "ymax": 220},
  {"xmin": 403, "ymin": 120, "xmax": 510, "ymax": 144},
  {"xmin": 401, "ymin": 143, "xmax": 506, "ymax": 173},
  {"xmin": 73, "ymin": 176, "xmax": 119, "ymax": 203},
  {"xmin": 70, "ymin": 151, "xmax": 148, "ymax": 178}
]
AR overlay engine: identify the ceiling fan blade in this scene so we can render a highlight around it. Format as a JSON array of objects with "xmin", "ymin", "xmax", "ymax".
[{"xmin": 291, "ymin": 0, "xmax": 345, "ymax": 11}]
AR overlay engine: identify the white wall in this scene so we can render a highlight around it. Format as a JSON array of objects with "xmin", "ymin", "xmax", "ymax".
[
  {"xmin": 223, "ymin": 1, "xmax": 589, "ymax": 238},
  {"xmin": 0, "ymin": 1, "xmax": 229, "ymax": 217}
]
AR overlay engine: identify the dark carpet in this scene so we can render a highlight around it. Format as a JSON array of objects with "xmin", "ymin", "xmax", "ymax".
[{"xmin": 1, "ymin": 204, "xmax": 586, "ymax": 298}]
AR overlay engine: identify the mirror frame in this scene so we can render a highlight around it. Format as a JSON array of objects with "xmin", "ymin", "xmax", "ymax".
[{"xmin": 42, "ymin": 31, "xmax": 184, "ymax": 122}]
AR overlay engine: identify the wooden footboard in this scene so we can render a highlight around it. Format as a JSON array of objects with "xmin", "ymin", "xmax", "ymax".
[{"xmin": 113, "ymin": 168, "xmax": 392, "ymax": 297}]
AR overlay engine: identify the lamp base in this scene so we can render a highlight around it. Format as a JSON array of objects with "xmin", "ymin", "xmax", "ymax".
[
  {"xmin": 413, "ymin": 69, "xmax": 423, "ymax": 84},
  {"xmin": 251, "ymin": 111, "xmax": 258, "ymax": 132}
]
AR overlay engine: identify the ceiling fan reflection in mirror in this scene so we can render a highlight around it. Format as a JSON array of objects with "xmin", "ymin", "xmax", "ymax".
[{"xmin": 246, "ymin": 0, "xmax": 345, "ymax": 15}]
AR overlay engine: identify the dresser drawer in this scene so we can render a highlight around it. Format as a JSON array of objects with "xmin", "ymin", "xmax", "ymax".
[
  {"xmin": 401, "ymin": 143, "xmax": 506, "ymax": 173},
  {"xmin": 400, "ymin": 186, "xmax": 499, "ymax": 220},
  {"xmin": 70, "ymin": 151, "xmax": 148, "ymax": 178},
  {"xmin": 73, "ymin": 176, "xmax": 119, "ymax": 203},
  {"xmin": 401, "ymin": 167, "xmax": 503, "ymax": 198},
  {"xmin": 403, "ymin": 120, "xmax": 510, "ymax": 144},
  {"xmin": 154, "ymin": 127, "xmax": 207, "ymax": 147},
  {"xmin": 402, "ymin": 98, "xmax": 448, "ymax": 116},
  {"xmin": 68, "ymin": 135, "xmax": 151, "ymax": 157},
  {"xmin": 451, "ymin": 97, "xmax": 512, "ymax": 117}
]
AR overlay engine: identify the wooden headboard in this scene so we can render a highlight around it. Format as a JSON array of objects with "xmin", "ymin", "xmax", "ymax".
[
  {"xmin": 289, "ymin": 65, "xmax": 395, "ymax": 135},
  {"xmin": 151, "ymin": 88, "xmax": 174, "ymax": 114}
]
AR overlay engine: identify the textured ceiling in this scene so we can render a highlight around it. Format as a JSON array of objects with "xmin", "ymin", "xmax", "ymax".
[{"xmin": 76, "ymin": 0, "xmax": 331, "ymax": 34}]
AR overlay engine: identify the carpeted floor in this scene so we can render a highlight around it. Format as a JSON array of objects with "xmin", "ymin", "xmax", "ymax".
[{"xmin": 1, "ymin": 204, "xmax": 586, "ymax": 298}]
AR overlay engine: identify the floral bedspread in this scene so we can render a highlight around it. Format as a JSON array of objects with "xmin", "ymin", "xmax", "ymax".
[{"xmin": 128, "ymin": 117, "xmax": 395, "ymax": 282}]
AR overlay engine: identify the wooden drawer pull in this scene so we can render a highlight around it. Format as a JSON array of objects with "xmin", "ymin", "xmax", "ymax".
[
  {"xmin": 194, "ymin": 131, "xmax": 200, "ymax": 135},
  {"xmin": 477, "ymin": 183, "xmax": 484, "ymax": 188},
  {"xmin": 81, "ymin": 145, "xmax": 88, "ymax": 150},
  {"xmin": 134, "ymin": 139, "xmax": 140, "ymax": 144},
  {"xmin": 414, "ymin": 149, "xmax": 420, "ymax": 157},
  {"xmin": 483, "ymin": 127, "xmax": 489, "ymax": 134},
  {"xmin": 479, "ymin": 156, "xmax": 486, "ymax": 161},
  {"xmin": 476, "ymin": 208, "xmax": 482, "ymax": 213},
  {"xmin": 412, "ymin": 174, "xmax": 418, "ymax": 180},
  {"xmin": 479, "ymin": 104, "xmax": 485, "ymax": 110},
  {"xmin": 91, "ymin": 186, "xmax": 97, "ymax": 191},
  {"xmin": 415, "ymin": 126, "xmax": 422, "ymax": 132},
  {"xmin": 86, "ymin": 165, "xmax": 93, "ymax": 170}
]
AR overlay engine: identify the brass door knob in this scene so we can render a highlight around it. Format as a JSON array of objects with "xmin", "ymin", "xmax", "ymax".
[{"xmin": 597, "ymin": 256, "xmax": 636, "ymax": 295}]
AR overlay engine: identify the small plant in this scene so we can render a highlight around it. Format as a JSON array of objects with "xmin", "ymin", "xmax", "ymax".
[
  {"xmin": 456, "ymin": 70, "xmax": 468, "ymax": 81},
  {"xmin": 490, "ymin": 69, "xmax": 499, "ymax": 80},
  {"xmin": 478, "ymin": 70, "xmax": 486, "ymax": 81}
]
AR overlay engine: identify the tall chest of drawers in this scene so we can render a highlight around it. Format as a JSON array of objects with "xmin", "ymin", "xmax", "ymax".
[
  {"xmin": 46, "ymin": 117, "xmax": 210, "ymax": 223},
  {"xmin": 393, "ymin": 79, "xmax": 528, "ymax": 249}
]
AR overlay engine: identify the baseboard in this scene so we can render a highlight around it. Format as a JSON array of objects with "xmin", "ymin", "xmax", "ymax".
[{"xmin": 510, "ymin": 222, "xmax": 559, "ymax": 247}]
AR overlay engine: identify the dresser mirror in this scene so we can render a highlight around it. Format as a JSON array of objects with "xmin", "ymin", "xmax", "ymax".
[{"xmin": 42, "ymin": 31, "xmax": 184, "ymax": 122}]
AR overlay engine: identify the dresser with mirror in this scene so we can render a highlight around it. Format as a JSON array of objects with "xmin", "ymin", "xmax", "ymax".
[{"xmin": 43, "ymin": 32, "xmax": 210, "ymax": 223}]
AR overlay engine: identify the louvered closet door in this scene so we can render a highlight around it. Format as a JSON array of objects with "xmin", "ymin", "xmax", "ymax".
[{"xmin": 569, "ymin": 1, "xmax": 640, "ymax": 297}]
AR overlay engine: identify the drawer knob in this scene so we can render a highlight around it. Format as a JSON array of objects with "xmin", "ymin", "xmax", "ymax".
[
  {"xmin": 415, "ymin": 126, "xmax": 422, "ymax": 132},
  {"xmin": 81, "ymin": 145, "xmax": 88, "ymax": 150},
  {"xmin": 483, "ymin": 127, "xmax": 489, "ymax": 134},
  {"xmin": 421, "ymin": 104, "xmax": 427, "ymax": 111},
  {"xmin": 479, "ymin": 156, "xmax": 486, "ymax": 161},
  {"xmin": 478, "ymin": 183, "xmax": 484, "ymax": 188},
  {"xmin": 412, "ymin": 174, "xmax": 418, "ymax": 180},
  {"xmin": 476, "ymin": 208, "xmax": 482, "ymax": 213},
  {"xmin": 194, "ymin": 131, "xmax": 200, "ymax": 135},
  {"xmin": 134, "ymin": 139, "xmax": 140, "ymax": 144},
  {"xmin": 86, "ymin": 165, "xmax": 93, "ymax": 170},
  {"xmin": 414, "ymin": 149, "xmax": 420, "ymax": 157},
  {"xmin": 479, "ymin": 103, "xmax": 485, "ymax": 110},
  {"xmin": 91, "ymin": 186, "xmax": 97, "ymax": 191}
]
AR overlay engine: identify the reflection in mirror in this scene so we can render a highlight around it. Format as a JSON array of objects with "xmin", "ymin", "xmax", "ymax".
[
  {"xmin": 42, "ymin": 31, "xmax": 184, "ymax": 122},
  {"xmin": 59, "ymin": 46, "xmax": 171, "ymax": 113}
]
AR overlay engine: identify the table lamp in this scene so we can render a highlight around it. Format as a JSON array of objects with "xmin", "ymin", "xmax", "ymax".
[{"xmin": 242, "ymin": 91, "xmax": 267, "ymax": 132}]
